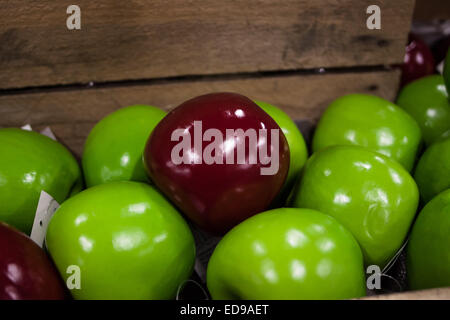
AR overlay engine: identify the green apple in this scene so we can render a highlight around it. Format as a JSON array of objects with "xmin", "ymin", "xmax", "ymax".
[
  {"xmin": 0, "ymin": 128, "xmax": 82, "ymax": 234},
  {"xmin": 444, "ymin": 50, "xmax": 450, "ymax": 96},
  {"xmin": 207, "ymin": 208, "xmax": 366, "ymax": 300},
  {"xmin": 414, "ymin": 136, "xmax": 450, "ymax": 203},
  {"xmin": 46, "ymin": 181, "xmax": 195, "ymax": 300},
  {"xmin": 396, "ymin": 75, "xmax": 450, "ymax": 146},
  {"xmin": 82, "ymin": 105, "xmax": 166, "ymax": 187},
  {"xmin": 312, "ymin": 94, "xmax": 422, "ymax": 171},
  {"xmin": 407, "ymin": 189, "xmax": 450, "ymax": 290},
  {"xmin": 255, "ymin": 101, "xmax": 308, "ymax": 202},
  {"xmin": 290, "ymin": 145, "xmax": 419, "ymax": 267}
]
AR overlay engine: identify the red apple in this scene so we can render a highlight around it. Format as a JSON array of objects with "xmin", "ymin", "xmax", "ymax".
[
  {"xmin": 0, "ymin": 223, "xmax": 67, "ymax": 300},
  {"xmin": 144, "ymin": 92, "xmax": 289, "ymax": 235},
  {"xmin": 401, "ymin": 33, "xmax": 435, "ymax": 87}
]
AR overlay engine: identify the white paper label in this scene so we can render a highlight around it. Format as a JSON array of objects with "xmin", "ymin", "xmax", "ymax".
[
  {"xmin": 40, "ymin": 126, "xmax": 57, "ymax": 141},
  {"xmin": 437, "ymin": 60, "xmax": 445, "ymax": 75},
  {"xmin": 30, "ymin": 191, "xmax": 60, "ymax": 247},
  {"xmin": 20, "ymin": 124, "xmax": 57, "ymax": 141},
  {"xmin": 21, "ymin": 124, "xmax": 32, "ymax": 131}
]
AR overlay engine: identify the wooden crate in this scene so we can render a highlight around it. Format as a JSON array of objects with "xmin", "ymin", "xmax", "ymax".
[
  {"xmin": 361, "ymin": 287, "xmax": 450, "ymax": 300},
  {"xmin": 0, "ymin": 0, "xmax": 449, "ymax": 301},
  {"xmin": 413, "ymin": 0, "xmax": 450, "ymax": 21}
]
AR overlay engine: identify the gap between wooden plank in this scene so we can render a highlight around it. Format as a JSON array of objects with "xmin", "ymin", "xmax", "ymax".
[
  {"xmin": 0, "ymin": 65, "xmax": 396, "ymax": 96},
  {"xmin": 0, "ymin": 69, "xmax": 401, "ymax": 158}
]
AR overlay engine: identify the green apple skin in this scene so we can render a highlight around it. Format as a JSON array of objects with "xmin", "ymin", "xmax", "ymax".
[
  {"xmin": 407, "ymin": 189, "xmax": 450, "ymax": 290},
  {"xmin": 414, "ymin": 136, "xmax": 450, "ymax": 203},
  {"xmin": 396, "ymin": 75, "xmax": 450, "ymax": 146},
  {"xmin": 46, "ymin": 181, "xmax": 195, "ymax": 300},
  {"xmin": 82, "ymin": 105, "xmax": 166, "ymax": 187},
  {"xmin": 255, "ymin": 101, "xmax": 308, "ymax": 202},
  {"xmin": 290, "ymin": 145, "xmax": 419, "ymax": 267},
  {"xmin": 0, "ymin": 128, "xmax": 82, "ymax": 234},
  {"xmin": 444, "ymin": 50, "xmax": 450, "ymax": 96},
  {"xmin": 312, "ymin": 94, "xmax": 422, "ymax": 172},
  {"xmin": 207, "ymin": 208, "xmax": 366, "ymax": 300}
]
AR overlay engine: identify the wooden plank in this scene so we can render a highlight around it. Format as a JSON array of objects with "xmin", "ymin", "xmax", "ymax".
[
  {"xmin": 0, "ymin": 70, "xmax": 400, "ymax": 157},
  {"xmin": 413, "ymin": 0, "xmax": 450, "ymax": 21},
  {"xmin": 361, "ymin": 287, "xmax": 450, "ymax": 300},
  {"xmin": 0, "ymin": 0, "xmax": 413, "ymax": 89}
]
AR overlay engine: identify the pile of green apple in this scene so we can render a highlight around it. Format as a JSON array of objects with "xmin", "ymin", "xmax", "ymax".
[{"xmin": 0, "ymin": 52, "xmax": 449, "ymax": 300}]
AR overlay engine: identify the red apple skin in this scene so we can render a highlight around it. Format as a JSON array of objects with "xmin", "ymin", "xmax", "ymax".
[
  {"xmin": 144, "ymin": 92, "xmax": 289, "ymax": 235},
  {"xmin": 0, "ymin": 223, "xmax": 67, "ymax": 300},
  {"xmin": 401, "ymin": 33, "xmax": 435, "ymax": 88}
]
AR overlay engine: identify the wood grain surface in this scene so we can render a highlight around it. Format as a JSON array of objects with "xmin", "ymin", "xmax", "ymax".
[
  {"xmin": 413, "ymin": 0, "xmax": 450, "ymax": 21},
  {"xmin": 0, "ymin": 0, "xmax": 413, "ymax": 89},
  {"xmin": 361, "ymin": 287, "xmax": 450, "ymax": 300},
  {"xmin": 0, "ymin": 69, "xmax": 400, "ymax": 157}
]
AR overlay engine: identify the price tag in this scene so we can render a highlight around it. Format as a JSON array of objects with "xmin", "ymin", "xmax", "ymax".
[{"xmin": 30, "ymin": 191, "xmax": 60, "ymax": 247}]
